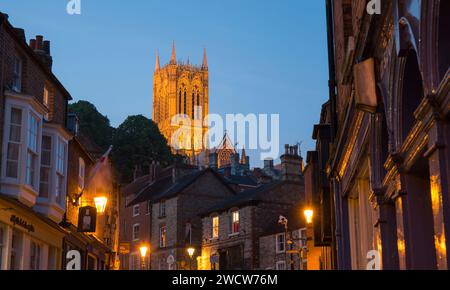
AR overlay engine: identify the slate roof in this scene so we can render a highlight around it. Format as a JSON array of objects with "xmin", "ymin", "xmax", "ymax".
[
  {"xmin": 224, "ymin": 175, "xmax": 258, "ymax": 187},
  {"xmin": 127, "ymin": 168, "xmax": 235, "ymax": 206},
  {"xmin": 200, "ymin": 181, "xmax": 284, "ymax": 216}
]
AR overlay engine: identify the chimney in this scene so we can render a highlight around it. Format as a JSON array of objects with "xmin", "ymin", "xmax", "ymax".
[
  {"xmin": 29, "ymin": 35, "xmax": 53, "ymax": 69},
  {"xmin": 209, "ymin": 152, "xmax": 218, "ymax": 170},
  {"xmin": 231, "ymin": 153, "xmax": 240, "ymax": 176},
  {"xmin": 264, "ymin": 159, "xmax": 274, "ymax": 170},
  {"xmin": 280, "ymin": 144, "xmax": 303, "ymax": 181}
]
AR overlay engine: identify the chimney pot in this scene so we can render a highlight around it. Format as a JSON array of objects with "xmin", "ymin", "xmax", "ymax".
[
  {"xmin": 43, "ymin": 40, "xmax": 50, "ymax": 55},
  {"xmin": 284, "ymin": 144, "xmax": 289, "ymax": 155},
  {"xmin": 29, "ymin": 39, "xmax": 36, "ymax": 50},
  {"xmin": 36, "ymin": 35, "xmax": 43, "ymax": 50}
]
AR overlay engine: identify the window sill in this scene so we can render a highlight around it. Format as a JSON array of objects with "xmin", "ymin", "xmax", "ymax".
[{"xmin": 228, "ymin": 232, "xmax": 240, "ymax": 238}]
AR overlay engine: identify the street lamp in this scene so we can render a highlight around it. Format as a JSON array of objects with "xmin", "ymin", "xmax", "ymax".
[
  {"xmin": 94, "ymin": 197, "xmax": 108, "ymax": 214},
  {"xmin": 187, "ymin": 247, "xmax": 196, "ymax": 270},
  {"xmin": 139, "ymin": 245, "xmax": 149, "ymax": 270},
  {"xmin": 304, "ymin": 208, "xmax": 314, "ymax": 225}
]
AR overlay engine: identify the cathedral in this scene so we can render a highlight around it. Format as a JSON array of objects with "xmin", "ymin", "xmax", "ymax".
[{"xmin": 152, "ymin": 42, "xmax": 209, "ymax": 157}]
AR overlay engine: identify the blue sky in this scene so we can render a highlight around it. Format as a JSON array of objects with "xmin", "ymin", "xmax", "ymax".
[{"xmin": 0, "ymin": 0, "xmax": 329, "ymax": 167}]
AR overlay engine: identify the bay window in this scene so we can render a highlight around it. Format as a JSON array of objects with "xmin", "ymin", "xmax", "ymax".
[
  {"xmin": 39, "ymin": 136, "xmax": 52, "ymax": 198},
  {"xmin": 26, "ymin": 114, "xmax": 39, "ymax": 188},
  {"xmin": 55, "ymin": 138, "xmax": 66, "ymax": 205},
  {"xmin": 6, "ymin": 108, "xmax": 22, "ymax": 179}
]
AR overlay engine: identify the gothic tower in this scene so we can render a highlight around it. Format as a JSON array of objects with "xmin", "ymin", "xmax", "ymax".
[{"xmin": 152, "ymin": 43, "xmax": 209, "ymax": 157}]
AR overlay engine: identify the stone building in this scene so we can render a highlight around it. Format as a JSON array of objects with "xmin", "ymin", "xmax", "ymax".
[
  {"xmin": 306, "ymin": 0, "xmax": 450, "ymax": 270},
  {"xmin": 121, "ymin": 164, "xmax": 235, "ymax": 270},
  {"xmin": 152, "ymin": 43, "xmax": 209, "ymax": 157},
  {"xmin": 0, "ymin": 12, "xmax": 71, "ymax": 270},
  {"xmin": 199, "ymin": 145, "xmax": 305, "ymax": 270}
]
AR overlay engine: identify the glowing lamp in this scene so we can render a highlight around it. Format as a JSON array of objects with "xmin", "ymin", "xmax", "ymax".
[
  {"xmin": 187, "ymin": 247, "xmax": 196, "ymax": 258},
  {"xmin": 139, "ymin": 246, "xmax": 149, "ymax": 258},
  {"xmin": 94, "ymin": 197, "xmax": 108, "ymax": 213},
  {"xmin": 304, "ymin": 208, "xmax": 314, "ymax": 224}
]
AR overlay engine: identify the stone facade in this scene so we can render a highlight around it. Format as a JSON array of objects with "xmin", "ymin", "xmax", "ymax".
[
  {"xmin": 307, "ymin": 0, "xmax": 450, "ymax": 270},
  {"xmin": 152, "ymin": 43, "xmax": 209, "ymax": 156}
]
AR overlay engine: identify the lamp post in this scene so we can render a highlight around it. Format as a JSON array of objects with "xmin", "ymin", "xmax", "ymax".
[
  {"xmin": 139, "ymin": 245, "xmax": 149, "ymax": 270},
  {"xmin": 187, "ymin": 247, "xmax": 196, "ymax": 270}
]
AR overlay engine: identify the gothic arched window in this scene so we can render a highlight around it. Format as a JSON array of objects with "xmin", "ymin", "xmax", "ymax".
[
  {"xmin": 191, "ymin": 92, "xmax": 195, "ymax": 119},
  {"xmin": 196, "ymin": 93, "xmax": 200, "ymax": 119},
  {"xmin": 183, "ymin": 90, "xmax": 187, "ymax": 115},
  {"xmin": 178, "ymin": 90, "xmax": 182, "ymax": 114}
]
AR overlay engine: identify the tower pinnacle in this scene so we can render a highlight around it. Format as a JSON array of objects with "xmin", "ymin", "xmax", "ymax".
[
  {"xmin": 155, "ymin": 51, "xmax": 160, "ymax": 71},
  {"xmin": 202, "ymin": 47, "xmax": 208, "ymax": 69},
  {"xmin": 170, "ymin": 41, "xmax": 176, "ymax": 64}
]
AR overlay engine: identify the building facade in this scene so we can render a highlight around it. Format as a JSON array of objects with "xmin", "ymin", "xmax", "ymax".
[
  {"xmin": 152, "ymin": 43, "xmax": 209, "ymax": 156},
  {"xmin": 307, "ymin": 0, "xmax": 450, "ymax": 270},
  {"xmin": 0, "ymin": 12, "xmax": 71, "ymax": 270},
  {"xmin": 199, "ymin": 145, "xmax": 305, "ymax": 270}
]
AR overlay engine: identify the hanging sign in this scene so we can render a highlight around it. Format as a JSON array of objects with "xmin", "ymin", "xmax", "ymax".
[{"xmin": 77, "ymin": 206, "xmax": 97, "ymax": 233}]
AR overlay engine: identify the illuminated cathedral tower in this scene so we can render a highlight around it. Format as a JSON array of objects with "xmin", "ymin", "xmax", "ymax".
[{"xmin": 152, "ymin": 42, "xmax": 209, "ymax": 157}]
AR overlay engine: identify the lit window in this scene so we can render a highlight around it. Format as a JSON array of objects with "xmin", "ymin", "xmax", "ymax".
[
  {"xmin": 276, "ymin": 233, "xmax": 286, "ymax": 253},
  {"xmin": 159, "ymin": 201, "xmax": 166, "ymax": 217},
  {"xmin": 78, "ymin": 157, "xmax": 85, "ymax": 191},
  {"xmin": 6, "ymin": 108, "xmax": 22, "ymax": 178},
  {"xmin": 12, "ymin": 57, "xmax": 22, "ymax": 92},
  {"xmin": 39, "ymin": 135, "xmax": 52, "ymax": 198},
  {"xmin": 212, "ymin": 216, "xmax": 219, "ymax": 239},
  {"xmin": 159, "ymin": 225, "xmax": 167, "ymax": 248},
  {"xmin": 231, "ymin": 211, "xmax": 240, "ymax": 234},
  {"xmin": 43, "ymin": 85, "xmax": 49, "ymax": 108},
  {"xmin": 133, "ymin": 205, "xmax": 140, "ymax": 217},
  {"xmin": 30, "ymin": 242, "xmax": 41, "ymax": 270},
  {"xmin": 26, "ymin": 114, "xmax": 39, "ymax": 188},
  {"xmin": 132, "ymin": 224, "xmax": 140, "ymax": 241}
]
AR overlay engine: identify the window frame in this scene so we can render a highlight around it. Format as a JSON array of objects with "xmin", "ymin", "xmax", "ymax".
[
  {"xmin": 39, "ymin": 135, "xmax": 52, "ymax": 198},
  {"xmin": 276, "ymin": 233, "xmax": 286, "ymax": 253},
  {"xmin": 132, "ymin": 223, "xmax": 140, "ymax": 241},
  {"xmin": 231, "ymin": 210, "xmax": 240, "ymax": 234},
  {"xmin": 159, "ymin": 225, "xmax": 167, "ymax": 248},
  {"xmin": 25, "ymin": 113, "xmax": 39, "ymax": 189},
  {"xmin": 5, "ymin": 107, "xmax": 23, "ymax": 180},
  {"xmin": 275, "ymin": 261, "xmax": 286, "ymax": 271},
  {"xmin": 159, "ymin": 201, "xmax": 166, "ymax": 218},
  {"xmin": 78, "ymin": 157, "xmax": 85, "ymax": 192},
  {"xmin": 29, "ymin": 240, "xmax": 42, "ymax": 270},
  {"xmin": 133, "ymin": 204, "xmax": 140, "ymax": 217},
  {"xmin": 12, "ymin": 56, "xmax": 22, "ymax": 92},
  {"xmin": 212, "ymin": 216, "xmax": 219, "ymax": 239}
]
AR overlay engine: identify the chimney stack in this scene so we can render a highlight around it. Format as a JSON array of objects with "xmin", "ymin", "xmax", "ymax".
[
  {"xmin": 280, "ymin": 144, "xmax": 303, "ymax": 181},
  {"xmin": 29, "ymin": 35, "xmax": 53, "ymax": 69}
]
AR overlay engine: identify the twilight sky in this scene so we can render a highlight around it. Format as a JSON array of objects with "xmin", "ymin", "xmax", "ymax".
[{"xmin": 0, "ymin": 0, "xmax": 329, "ymax": 167}]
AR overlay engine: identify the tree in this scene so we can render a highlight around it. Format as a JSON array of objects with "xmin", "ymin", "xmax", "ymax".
[
  {"xmin": 69, "ymin": 101, "xmax": 114, "ymax": 151},
  {"xmin": 112, "ymin": 115, "xmax": 173, "ymax": 183}
]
